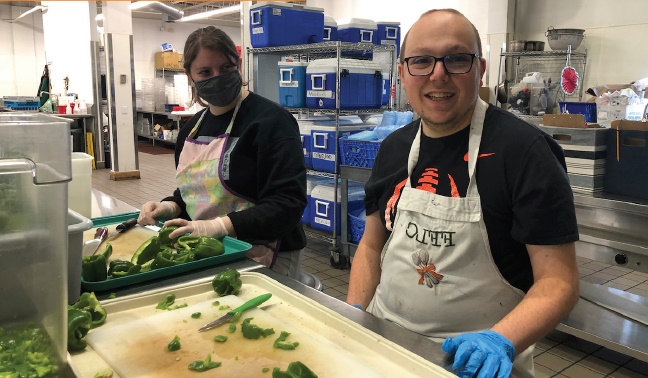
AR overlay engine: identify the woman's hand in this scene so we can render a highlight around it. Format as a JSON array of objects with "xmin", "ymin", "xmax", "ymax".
[
  {"xmin": 165, "ymin": 217, "xmax": 233, "ymax": 239},
  {"xmin": 138, "ymin": 201, "xmax": 181, "ymax": 226}
]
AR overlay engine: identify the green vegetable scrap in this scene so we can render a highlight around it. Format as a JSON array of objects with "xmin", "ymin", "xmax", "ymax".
[
  {"xmin": 93, "ymin": 368, "xmax": 114, "ymax": 378},
  {"xmin": 81, "ymin": 243, "xmax": 113, "ymax": 282},
  {"xmin": 155, "ymin": 294, "xmax": 187, "ymax": 311},
  {"xmin": 68, "ymin": 307, "xmax": 93, "ymax": 351},
  {"xmin": 0, "ymin": 322, "xmax": 60, "ymax": 377},
  {"xmin": 191, "ymin": 312, "xmax": 202, "ymax": 319},
  {"xmin": 227, "ymin": 324, "xmax": 236, "ymax": 333},
  {"xmin": 108, "ymin": 292, "xmax": 117, "ymax": 299},
  {"xmin": 211, "ymin": 268, "xmax": 242, "ymax": 296},
  {"xmin": 108, "ymin": 259, "xmax": 141, "ymax": 278},
  {"xmin": 158, "ymin": 225, "xmax": 179, "ymax": 246},
  {"xmin": 213, "ymin": 335, "xmax": 228, "ymax": 343},
  {"xmin": 273, "ymin": 331, "xmax": 300, "ymax": 351},
  {"xmin": 177, "ymin": 235, "xmax": 224, "ymax": 259},
  {"xmin": 187, "ymin": 354, "xmax": 222, "ymax": 372},
  {"xmin": 167, "ymin": 335, "xmax": 181, "ymax": 352},
  {"xmin": 218, "ymin": 305, "xmax": 231, "ymax": 311},
  {"xmin": 212, "ymin": 301, "xmax": 220, "ymax": 306},
  {"xmin": 272, "ymin": 361, "xmax": 318, "ymax": 378},
  {"xmin": 241, "ymin": 318, "xmax": 275, "ymax": 340},
  {"xmin": 263, "ymin": 367, "xmax": 270, "ymax": 373},
  {"xmin": 71, "ymin": 292, "xmax": 107, "ymax": 328},
  {"xmin": 131, "ymin": 236, "xmax": 162, "ymax": 265}
]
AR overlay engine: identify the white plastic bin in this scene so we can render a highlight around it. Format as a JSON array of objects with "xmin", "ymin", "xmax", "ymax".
[{"xmin": 69, "ymin": 152, "xmax": 94, "ymax": 218}]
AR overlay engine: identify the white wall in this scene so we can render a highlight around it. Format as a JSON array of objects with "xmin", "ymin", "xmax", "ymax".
[{"xmin": 132, "ymin": 19, "xmax": 241, "ymax": 89}]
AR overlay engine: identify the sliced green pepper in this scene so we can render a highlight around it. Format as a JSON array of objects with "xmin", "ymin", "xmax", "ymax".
[
  {"xmin": 213, "ymin": 335, "xmax": 228, "ymax": 343},
  {"xmin": 131, "ymin": 236, "xmax": 162, "ymax": 265},
  {"xmin": 151, "ymin": 249, "xmax": 195, "ymax": 270},
  {"xmin": 178, "ymin": 235, "xmax": 224, "ymax": 259},
  {"xmin": 188, "ymin": 354, "xmax": 221, "ymax": 372},
  {"xmin": 67, "ymin": 307, "xmax": 92, "ymax": 351},
  {"xmin": 167, "ymin": 335, "xmax": 181, "ymax": 351},
  {"xmin": 272, "ymin": 361, "xmax": 318, "ymax": 378},
  {"xmin": 81, "ymin": 243, "xmax": 112, "ymax": 282},
  {"xmin": 191, "ymin": 312, "xmax": 201, "ymax": 319},
  {"xmin": 211, "ymin": 268, "xmax": 242, "ymax": 296},
  {"xmin": 158, "ymin": 225, "xmax": 180, "ymax": 246},
  {"xmin": 273, "ymin": 331, "xmax": 300, "ymax": 350},
  {"xmin": 108, "ymin": 259, "xmax": 141, "ymax": 278},
  {"xmin": 241, "ymin": 318, "xmax": 275, "ymax": 340},
  {"xmin": 70, "ymin": 292, "xmax": 107, "ymax": 328}
]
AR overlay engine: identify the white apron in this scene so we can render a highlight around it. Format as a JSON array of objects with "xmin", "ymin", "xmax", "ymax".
[
  {"xmin": 176, "ymin": 99, "xmax": 278, "ymax": 268},
  {"xmin": 367, "ymin": 99, "xmax": 534, "ymax": 377}
]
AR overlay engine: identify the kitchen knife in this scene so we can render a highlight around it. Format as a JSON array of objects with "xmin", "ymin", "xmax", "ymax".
[
  {"xmin": 106, "ymin": 218, "xmax": 138, "ymax": 240},
  {"xmin": 198, "ymin": 293, "xmax": 272, "ymax": 332},
  {"xmin": 82, "ymin": 227, "xmax": 109, "ymax": 256}
]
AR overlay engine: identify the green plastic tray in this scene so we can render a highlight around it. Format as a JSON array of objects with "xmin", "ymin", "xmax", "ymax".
[{"xmin": 81, "ymin": 215, "xmax": 252, "ymax": 292}]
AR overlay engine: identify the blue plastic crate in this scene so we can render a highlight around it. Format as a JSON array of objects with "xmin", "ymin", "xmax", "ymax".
[
  {"xmin": 339, "ymin": 137, "xmax": 381, "ymax": 168},
  {"xmin": 250, "ymin": 2, "xmax": 324, "ymax": 48},
  {"xmin": 348, "ymin": 209, "xmax": 365, "ymax": 244},
  {"xmin": 4, "ymin": 101, "xmax": 39, "ymax": 110},
  {"xmin": 559, "ymin": 102, "xmax": 598, "ymax": 123}
]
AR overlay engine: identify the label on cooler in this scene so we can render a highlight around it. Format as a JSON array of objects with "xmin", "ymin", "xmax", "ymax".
[
  {"xmin": 252, "ymin": 27, "xmax": 264, "ymax": 34},
  {"xmin": 280, "ymin": 81, "xmax": 299, "ymax": 88},
  {"xmin": 272, "ymin": 8, "xmax": 282, "ymax": 16},
  {"xmin": 307, "ymin": 90, "xmax": 334, "ymax": 98},
  {"xmin": 380, "ymin": 39, "xmax": 396, "ymax": 45},
  {"xmin": 312, "ymin": 152, "xmax": 335, "ymax": 161},
  {"xmin": 314, "ymin": 217, "xmax": 331, "ymax": 227}
]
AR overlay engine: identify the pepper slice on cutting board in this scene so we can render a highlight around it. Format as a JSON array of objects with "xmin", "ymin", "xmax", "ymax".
[
  {"xmin": 81, "ymin": 243, "xmax": 112, "ymax": 282},
  {"xmin": 131, "ymin": 236, "xmax": 162, "ymax": 265},
  {"xmin": 211, "ymin": 268, "xmax": 242, "ymax": 296},
  {"xmin": 70, "ymin": 292, "xmax": 108, "ymax": 328}
]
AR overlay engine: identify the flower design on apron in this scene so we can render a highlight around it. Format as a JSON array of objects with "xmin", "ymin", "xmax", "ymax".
[{"xmin": 412, "ymin": 249, "xmax": 444, "ymax": 287}]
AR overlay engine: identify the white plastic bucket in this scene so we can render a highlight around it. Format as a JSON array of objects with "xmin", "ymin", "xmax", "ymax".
[{"xmin": 69, "ymin": 152, "xmax": 94, "ymax": 218}]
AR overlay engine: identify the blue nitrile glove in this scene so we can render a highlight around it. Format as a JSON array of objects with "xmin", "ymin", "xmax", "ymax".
[{"xmin": 441, "ymin": 330, "xmax": 515, "ymax": 378}]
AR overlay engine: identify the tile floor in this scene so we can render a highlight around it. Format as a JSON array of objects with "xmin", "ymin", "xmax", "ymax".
[{"xmin": 91, "ymin": 143, "xmax": 648, "ymax": 377}]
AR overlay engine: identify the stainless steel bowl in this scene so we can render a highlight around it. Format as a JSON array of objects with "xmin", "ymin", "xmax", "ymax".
[
  {"xmin": 547, "ymin": 33, "xmax": 584, "ymax": 50},
  {"xmin": 509, "ymin": 40, "xmax": 525, "ymax": 52}
]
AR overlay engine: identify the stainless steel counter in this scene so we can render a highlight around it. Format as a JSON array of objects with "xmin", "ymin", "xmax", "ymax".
[{"xmin": 90, "ymin": 188, "xmax": 139, "ymax": 219}]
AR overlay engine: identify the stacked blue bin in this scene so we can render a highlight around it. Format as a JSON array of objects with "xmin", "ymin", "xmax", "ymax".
[
  {"xmin": 337, "ymin": 18, "xmax": 377, "ymax": 59},
  {"xmin": 376, "ymin": 21, "xmax": 401, "ymax": 57},
  {"xmin": 249, "ymin": 2, "xmax": 324, "ymax": 47},
  {"xmin": 278, "ymin": 61, "xmax": 308, "ymax": 108},
  {"xmin": 306, "ymin": 58, "xmax": 383, "ymax": 110},
  {"xmin": 323, "ymin": 15, "xmax": 338, "ymax": 42},
  {"xmin": 310, "ymin": 183, "xmax": 365, "ymax": 234}
]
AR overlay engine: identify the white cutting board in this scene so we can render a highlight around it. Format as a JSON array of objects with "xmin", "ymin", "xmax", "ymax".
[
  {"xmin": 83, "ymin": 225, "xmax": 158, "ymax": 261},
  {"xmin": 86, "ymin": 295, "xmax": 384, "ymax": 378}
]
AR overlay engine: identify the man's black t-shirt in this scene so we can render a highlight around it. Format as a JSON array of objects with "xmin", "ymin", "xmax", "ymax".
[{"xmin": 365, "ymin": 105, "xmax": 579, "ymax": 292}]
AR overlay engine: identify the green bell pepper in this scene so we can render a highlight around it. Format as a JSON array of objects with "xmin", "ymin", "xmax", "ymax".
[
  {"xmin": 167, "ymin": 335, "xmax": 181, "ymax": 351},
  {"xmin": 81, "ymin": 243, "xmax": 112, "ymax": 282},
  {"xmin": 67, "ymin": 307, "xmax": 93, "ymax": 352},
  {"xmin": 131, "ymin": 236, "xmax": 162, "ymax": 265},
  {"xmin": 108, "ymin": 260, "xmax": 141, "ymax": 278},
  {"xmin": 187, "ymin": 354, "xmax": 221, "ymax": 372},
  {"xmin": 70, "ymin": 292, "xmax": 107, "ymax": 328},
  {"xmin": 211, "ymin": 268, "xmax": 242, "ymax": 296},
  {"xmin": 178, "ymin": 235, "xmax": 225, "ymax": 259},
  {"xmin": 151, "ymin": 249, "xmax": 195, "ymax": 270},
  {"xmin": 241, "ymin": 318, "xmax": 275, "ymax": 340},
  {"xmin": 158, "ymin": 226, "xmax": 180, "ymax": 246},
  {"xmin": 272, "ymin": 361, "xmax": 318, "ymax": 378},
  {"xmin": 273, "ymin": 331, "xmax": 300, "ymax": 350}
]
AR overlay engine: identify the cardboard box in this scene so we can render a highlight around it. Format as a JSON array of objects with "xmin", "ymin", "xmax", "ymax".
[
  {"xmin": 479, "ymin": 86, "xmax": 490, "ymax": 103},
  {"xmin": 541, "ymin": 114, "xmax": 597, "ymax": 129},
  {"xmin": 155, "ymin": 52, "xmax": 183, "ymax": 70},
  {"xmin": 611, "ymin": 120, "xmax": 648, "ymax": 131}
]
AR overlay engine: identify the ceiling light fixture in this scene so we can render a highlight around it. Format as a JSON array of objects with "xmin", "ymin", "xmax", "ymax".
[{"xmin": 178, "ymin": 5, "xmax": 241, "ymax": 22}]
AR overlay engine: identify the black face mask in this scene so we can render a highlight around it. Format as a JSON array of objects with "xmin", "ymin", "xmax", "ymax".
[{"xmin": 194, "ymin": 70, "xmax": 242, "ymax": 107}]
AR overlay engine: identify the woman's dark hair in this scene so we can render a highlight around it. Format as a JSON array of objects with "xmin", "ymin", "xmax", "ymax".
[{"xmin": 183, "ymin": 26, "xmax": 241, "ymax": 107}]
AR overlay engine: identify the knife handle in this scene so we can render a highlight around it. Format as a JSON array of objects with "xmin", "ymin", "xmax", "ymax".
[
  {"xmin": 228, "ymin": 293, "xmax": 272, "ymax": 315},
  {"xmin": 116, "ymin": 218, "xmax": 138, "ymax": 232},
  {"xmin": 94, "ymin": 227, "xmax": 108, "ymax": 240}
]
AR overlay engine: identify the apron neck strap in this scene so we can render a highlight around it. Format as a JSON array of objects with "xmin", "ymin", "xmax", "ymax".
[{"xmin": 188, "ymin": 89, "xmax": 244, "ymax": 139}]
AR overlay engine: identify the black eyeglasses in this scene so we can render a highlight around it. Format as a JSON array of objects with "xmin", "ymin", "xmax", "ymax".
[{"xmin": 403, "ymin": 53, "xmax": 479, "ymax": 76}]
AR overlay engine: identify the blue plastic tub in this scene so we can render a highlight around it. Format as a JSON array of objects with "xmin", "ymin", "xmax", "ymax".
[
  {"xmin": 306, "ymin": 58, "xmax": 383, "ymax": 110},
  {"xmin": 250, "ymin": 2, "xmax": 324, "ymax": 48},
  {"xmin": 324, "ymin": 15, "xmax": 338, "ymax": 42},
  {"xmin": 560, "ymin": 102, "xmax": 598, "ymax": 123},
  {"xmin": 337, "ymin": 18, "xmax": 377, "ymax": 59},
  {"xmin": 310, "ymin": 184, "xmax": 365, "ymax": 234},
  {"xmin": 377, "ymin": 21, "xmax": 401, "ymax": 56},
  {"xmin": 278, "ymin": 61, "xmax": 308, "ymax": 108}
]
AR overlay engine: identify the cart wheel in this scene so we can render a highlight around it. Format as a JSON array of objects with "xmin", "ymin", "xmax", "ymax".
[{"xmin": 330, "ymin": 253, "xmax": 348, "ymax": 269}]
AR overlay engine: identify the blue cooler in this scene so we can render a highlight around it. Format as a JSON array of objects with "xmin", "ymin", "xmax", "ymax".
[
  {"xmin": 310, "ymin": 183, "xmax": 365, "ymax": 234},
  {"xmin": 377, "ymin": 21, "xmax": 401, "ymax": 57},
  {"xmin": 250, "ymin": 2, "xmax": 324, "ymax": 48},
  {"xmin": 311, "ymin": 119, "xmax": 370, "ymax": 173},
  {"xmin": 381, "ymin": 70, "xmax": 391, "ymax": 106},
  {"xmin": 298, "ymin": 121, "xmax": 314, "ymax": 169},
  {"xmin": 337, "ymin": 18, "xmax": 377, "ymax": 58},
  {"xmin": 302, "ymin": 176, "xmax": 334, "ymax": 225},
  {"xmin": 278, "ymin": 61, "xmax": 308, "ymax": 108},
  {"xmin": 306, "ymin": 58, "xmax": 383, "ymax": 110},
  {"xmin": 324, "ymin": 15, "xmax": 338, "ymax": 42}
]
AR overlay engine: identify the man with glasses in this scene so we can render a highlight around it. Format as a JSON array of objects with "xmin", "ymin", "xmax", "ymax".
[{"xmin": 347, "ymin": 9, "xmax": 579, "ymax": 378}]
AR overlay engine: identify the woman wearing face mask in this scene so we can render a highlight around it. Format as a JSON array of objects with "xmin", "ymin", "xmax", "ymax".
[{"xmin": 138, "ymin": 26, "xmax": 307, "ymax": 278}]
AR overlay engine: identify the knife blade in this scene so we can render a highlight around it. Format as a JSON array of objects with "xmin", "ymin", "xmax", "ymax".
[
  {"xmin": 106, "ymin": 218, "xmax": 138, "ymax": 240},
  {"xmin": 82, "ymin": 227, "xmax": 109, "ymax": 256},
  {"xmin": 198, "ymin": 293, "xmax": 272, "ymax": 332}
]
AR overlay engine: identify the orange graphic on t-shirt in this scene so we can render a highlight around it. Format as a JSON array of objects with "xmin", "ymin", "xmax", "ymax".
[
  {"xmin": 416, "ymin": 168, "xmax": 438, "ymax": 193},
  {"xmin": 463, "ymin": 152, "xmax": 495, "ymax": 162},
  {"xmin": 385, "ymin": 178, "xmax": 407, "ymax": 231}
]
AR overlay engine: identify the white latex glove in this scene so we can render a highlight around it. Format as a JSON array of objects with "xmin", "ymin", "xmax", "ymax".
[
  {"xmin": 137, "ymin": 201, "xmax": 181, "ymax": 226},
  {"xmin": 165, "ymin": 217, "xmax": 231, "ymax": 240}
]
